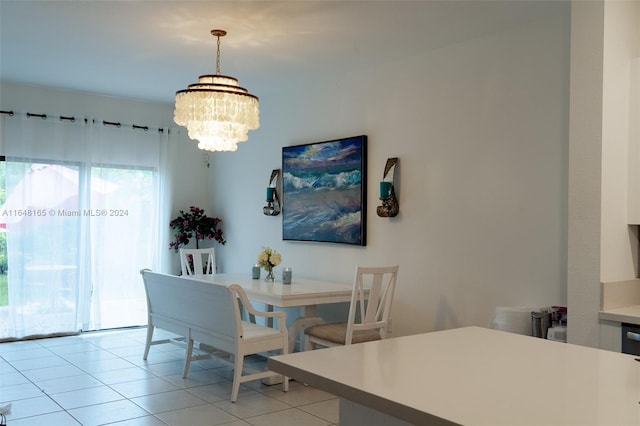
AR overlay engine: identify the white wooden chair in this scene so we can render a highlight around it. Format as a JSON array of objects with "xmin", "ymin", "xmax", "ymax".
[
  {"xmin": 179, "ymin": 248, "xmax": 215, "ymax": 276},
  {"xmin": 304, "ymin": 265, "xmax": 399, "ymax": 348}
]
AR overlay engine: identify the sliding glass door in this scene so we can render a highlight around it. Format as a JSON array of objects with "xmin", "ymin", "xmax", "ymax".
[
  {"xmin": 0, "ymin": 160, "xmax": 159, "ymax": 337},
  {"xmin": 0, "ymin": 113, "xmax": 167, "ymax": 339}
]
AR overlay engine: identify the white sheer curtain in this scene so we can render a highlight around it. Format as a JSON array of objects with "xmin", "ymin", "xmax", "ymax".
[
  {"xmin": 84, "ymin": 121, "xmax": 168, "ymax": 330},
  {"xmin": 0, "ymin": 112, "xmax": 168, "ymax": 338}
]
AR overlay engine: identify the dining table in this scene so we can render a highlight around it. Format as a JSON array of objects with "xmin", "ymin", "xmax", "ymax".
[{"xmin": 188, "ymin": 273, "xmax": 358, "ymax": 353}]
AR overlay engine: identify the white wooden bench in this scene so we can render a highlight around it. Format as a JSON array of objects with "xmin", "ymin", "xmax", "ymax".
[{"xmin": 140, "ymin": 270, "xmax": 289, "ymax": 402}]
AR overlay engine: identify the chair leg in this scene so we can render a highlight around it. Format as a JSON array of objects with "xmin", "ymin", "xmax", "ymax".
[
  {"xmin": 143, "ymin": 324, "xmax": 153, "ymax": 360},
  {"xmin": 231, "ymin": 352, "xmax": 243, "ymax": 403},
  {"xmin": 182, "ymin": 332, "xmax": 194, "ymax": 379},
  {"xmin": 303, "ymin": 334, "xmax": 315, "ymax": 351}
]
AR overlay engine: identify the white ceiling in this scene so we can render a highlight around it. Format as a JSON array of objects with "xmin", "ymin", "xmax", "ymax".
[{"xmin": 0, "ymin": 0, "xmax": 568, "ymax": 104}]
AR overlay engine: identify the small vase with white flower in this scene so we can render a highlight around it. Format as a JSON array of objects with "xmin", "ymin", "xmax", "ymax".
[{"xmin": 257, "ymin": 246, "xmax": 281, "ymax": 282}]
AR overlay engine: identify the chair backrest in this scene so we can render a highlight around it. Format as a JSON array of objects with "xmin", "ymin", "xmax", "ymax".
[
  {"xmin": 345, "ymin": 265, "xmax": 399, "ymax": 344},
  {"xmin": 179, "ymin": 248, "xmax": 216, "ymax": 276}
]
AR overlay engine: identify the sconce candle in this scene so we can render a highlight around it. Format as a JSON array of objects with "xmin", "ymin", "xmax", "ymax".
[
  {"xmin": 380, "ymin": 181, "xmax": 392, "ymax": 199},
  {"xmin": 377, "ymin": 157, "xmax": 399, "ymax": 217},
  {"xmin": 263, "ymin": 169, "xmax": 281, "ymax": 216},
  {"xmin": 266, "ymin": 187, "xmax": 275, "ymax": 202}
]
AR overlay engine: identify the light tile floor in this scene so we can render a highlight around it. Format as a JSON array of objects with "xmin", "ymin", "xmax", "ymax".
[{"xmin": 0, "ymin": 328, "xmax": 339, "ymax": 425}]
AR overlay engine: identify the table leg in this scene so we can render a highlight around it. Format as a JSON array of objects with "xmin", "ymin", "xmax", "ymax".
[
  {"xmin": 264, "ymin": 308, "xmax": 325, "ymax": 386},
  {"xmin": 262, "ymin": 304, "xmax": 286, "ymax": 386},
  {"xmin": 266, "ymin": 304, "xmax": 274, "ymax": 328}
]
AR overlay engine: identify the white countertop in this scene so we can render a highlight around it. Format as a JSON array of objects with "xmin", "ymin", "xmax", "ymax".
[
  {"xmin": 269, "ymin": 326, "xmax": 640, "ymax": 425},
  {"xmin": 599, "ymin": 279, "xmax": 640, "ymax": 325},
  {"xmin": 599, "ymin": 305, "xmax": 640, "ymax": 324}
]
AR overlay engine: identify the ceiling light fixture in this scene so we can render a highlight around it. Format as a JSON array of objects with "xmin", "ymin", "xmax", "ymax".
[{"xmin": 174, "ymin": 29, "xmax": 259, "ymax": 152}]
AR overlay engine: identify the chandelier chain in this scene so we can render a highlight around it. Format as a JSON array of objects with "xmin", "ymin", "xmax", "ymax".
[{"xmin": 215, "ymin": 35, "xmax": 221, "ymax": 75}]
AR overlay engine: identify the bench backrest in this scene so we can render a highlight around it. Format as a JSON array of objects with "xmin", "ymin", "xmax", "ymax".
[{"xmin": 141, "ymin": 270, "xmax": 239, "ymax": 343}]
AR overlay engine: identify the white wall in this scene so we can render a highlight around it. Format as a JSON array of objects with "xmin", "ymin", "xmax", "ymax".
[
  {"xmin": 211, "ymin": 13, "xmax": 571, "ymax": 336},
  {"xmin": 0, "ymin": 10, "xmax": 574, "ymax": 339},
  {"xmin": 567, "ymin": 0, "xmax": 605, "ymax": 349},
  {"xmin": 0, "ymin": 83, "xmax": 171, "ymax": 127}
]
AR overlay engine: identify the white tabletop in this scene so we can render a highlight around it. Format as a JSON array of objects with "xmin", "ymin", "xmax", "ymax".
[
  {"xmin": 188, "ymin": 273, "xmax": 354, "ymax": 308},
  {"xmin": 269, "ymin": 326, "xmax": 640, "ymax": 425}
]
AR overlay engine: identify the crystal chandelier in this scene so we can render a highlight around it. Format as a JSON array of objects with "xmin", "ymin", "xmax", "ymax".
[{"xmin": 174, "ymin": 29, "xmax": 259, "ymax": 152}]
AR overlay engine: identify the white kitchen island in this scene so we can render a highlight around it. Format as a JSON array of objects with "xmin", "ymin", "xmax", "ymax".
[{"xmin": 268, "ymin": 326, "xmax": 640, "ymax": 425}]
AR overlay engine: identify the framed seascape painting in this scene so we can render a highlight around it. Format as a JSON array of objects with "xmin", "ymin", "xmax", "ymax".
[{"xmin": 282, "ymin": 135, "xmax": 367, "ymax": 246}]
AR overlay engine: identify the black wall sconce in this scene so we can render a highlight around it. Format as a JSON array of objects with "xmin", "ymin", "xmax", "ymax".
[
  {"xmin": 263, "ymin": 169, "xmax": 281, "ymax": 216},
  {"xmin": 377, "ymin": 157, "xmax": 399, "ymax": 217}
]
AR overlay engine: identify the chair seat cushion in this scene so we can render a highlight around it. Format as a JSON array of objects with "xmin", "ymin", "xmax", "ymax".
[{"xmin": 304, "ymin": 322, "xmax": 381, "ymax": 345}]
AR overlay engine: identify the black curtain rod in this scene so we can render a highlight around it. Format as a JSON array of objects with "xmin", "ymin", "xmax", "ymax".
[
  {"xmin": 103, "ymin": 120, "xmax": 121, "ymax": 128},
  {"xmin": 0, "ymin": 110, "xmax": 166, "ymax": 133}
]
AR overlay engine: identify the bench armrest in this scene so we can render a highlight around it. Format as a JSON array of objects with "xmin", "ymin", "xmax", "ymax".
[{"xmin": 229, "ymin": 284, "xmax": 287, "ymax": 332}]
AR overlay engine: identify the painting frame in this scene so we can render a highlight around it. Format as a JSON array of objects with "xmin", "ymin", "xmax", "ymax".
[{"xmin": 282, "ymin": 135, "xmax": 367, "ymax": 246}]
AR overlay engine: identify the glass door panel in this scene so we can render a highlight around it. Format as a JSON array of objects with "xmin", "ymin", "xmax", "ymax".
[
  {"xmin": 0, "ymin": 162, "xmax": 81, "ymax": 337},
  {"xmin": 88, "ymin": 166, "xmax": 155, "ymax": 330}
]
